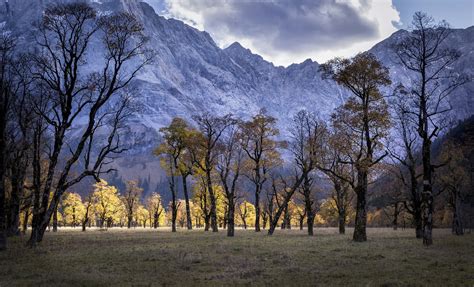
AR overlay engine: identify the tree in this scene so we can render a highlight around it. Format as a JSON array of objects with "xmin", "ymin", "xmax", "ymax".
[
  {"xmin": 267, "ymin": 111, "xmax": 325, "ymax": 235},
  {"xmin": 216, "ymin": 120, "xmax": 244, "ymax": 236},
  {"xmin": 156, "ymin": 147, "xmax": 179, "ymax": 232},
  {"xmin": 0, "ymin": 28, "xmax": 17, "ymax": 250},
  {"xmin": 122, "ymin": 180, "xmax": 143, "ymax": 228},
  {"xmin": 393, "ymin": 12, "xmax": 468, "ymax": 245},
  {"xmin": 388, "ymin": 89, "xmax": 423, "ymax": 238},
  {"xmin": 320, "ymin": 52, "xmax": 391, "ymax": 242},
  {"xmin": 437, "ymin": 142, "xmax": 469, "ymax": 235},
  {"xmin": 156, "ymin": 118, "xmax": 194, "ymax": 230},
  {"xmin": 193, "ymin": 173, "xmax": 211, "ymax": 231},
  {"xmin": 290, "ymin": 110, "xmax": 324, "ymax": 235},
  {"xmin": 62, "ymin": 192, "xmax": 85, "ymax": 227},
  {"xmin": 241, "ymin": 109, "xmax": 280, "ymax": 232},
  {"xmin": 146, "ymin": 192, "xmax": 165, "ymax": 228},
  {"xmin": 27, "ymin": 2, "xmax": 152, "ymax": 245},
  {"xmin": 4, "ymin": 52, "xmax": 34, "ymax": 238},
  {"xmin": 191, "ymin": 113, "xmax": 235, "ymax": 232},
  {"xmin": 371, "ymin": 165, "xmax": 408, "ymax": 231},
  {"xmin": 155, "ymin": 119, "xmax": 193, "ymax": 232},
  {"xmin": 237, "ymin": 200, "xmax": 255, "ymax": 229},
  {"xmin": 294, "ymin": 202, "xmax": 306, "ymax": 230},
  {"xmin": 136, "ymin": 205, "xmax": 149, "ymax": 228},
  {"xmin": 81, "ymin": 194, "xmax": 93, "ymax": 232},
  {"xmin": 319, "ymin": 198, "xmax": 355, "ymax": 228},
  {"xmin": 318, "ymin": 131, "xmax": 354, "ymax": 234},
  {"xmin": 91, "ymin": 180, "xmax": 122, "ymax": 229}
]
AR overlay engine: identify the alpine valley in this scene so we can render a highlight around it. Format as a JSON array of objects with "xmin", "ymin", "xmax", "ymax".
[{"xmin": 2, "ymin": 0, "xmax": 473, "ymax": 199}]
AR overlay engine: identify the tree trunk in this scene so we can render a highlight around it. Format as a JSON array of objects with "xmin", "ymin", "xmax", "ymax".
[
  {"xmin": 392, "ymin": 202, "xmax": 401, "ymax": 231},
  {"xmin": 407, "ymin": 169, "xmax": 423, "ymax": 239},
  {"xmin": 299, "ymin": 218, "xmax": 303, "ymax": 230},
  {"xmin": 413, "ymin": 199, "xmax": 423, "ymax": 239},
  {"xmin": 168, "ymin": 169, "xmax": 178, "ymax": 232},
  {"xmin": 127, "ymin": 214, "xmax": 132, "ymax": 229},
  {"xmin": 7, "ymin": 188, "xmax": 20, "ymax": 236},
  {"xmin": 206, "ymin": 169, "xmax": 218, "ymax": 232},
  {"xmin": 153, "ymin": 211, "xmax": 158, "ymax": 229},
  {"xmin": 452, "ymin": 193, "xmax": 464, "ymax": 236},
  {"xmin": 268, "ymin": 175, "xmax": 305, "ymax": 235},
  {"xmin": 182, "ymin": 175, "xmax": 192, "ymax": 230},
  {"xmin": 171, "ymin": 200, "xmax": 177, "ymax": 232},
  {"xmin": 307, "ymin": 213, "xmax": 314, "ymax": 236},
  {"xmin": 52, "ymin": 205, "xmax": 58, "ymax": 232},
  {"xmin": 255, "ymin": 190, "xmax": 261, "ymax": 232},
  {"xmin": 29, "ymin": 195, "xmax": 61, "ymax": 245},
  {"xmin": 227, "ymin": 200, "xmax": 234, "ymax": 237},
  {"xmin": 421, "ymin": 134, "xmax": 433, "ymax": 246},
  {"xmin": 262, "ymin": 212, "xmax": 267, "ymax": 230},
  {"xmin": 204, "ymin": 216, "xmax": 210, "ymax": 231},
  {"xmin": 28, "ymin": 124, "xmax": 43, "ymax": 246},
  {"xmin": 281, "ymin": 204, "xmax": 288, "ymax": 230},
  {"xmin": 283, "ymin": 204, "xmax": 292, "ymax": 230},
  {"xmin": 334, "ymin": 181, "xmax": 346, "ymax": 234},
  {"xmin": 303, "ymin": 181, "xmax": 314, "ymax": 236},
  {"xmin": 353, "ymin": 171, "xmax": 368, "ymax": 242},
  {"xmin": 7, "ymin": 157, "xmax": 27, "ymax": 237},
  {"xmin": 338, "ymin": 210, "xmax": 346, "ymax": 234}
]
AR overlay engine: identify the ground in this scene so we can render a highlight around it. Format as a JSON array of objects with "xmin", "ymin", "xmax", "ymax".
[{"xmin": 0, "ymin": 228, "xmax": 472, "ymax": 286}]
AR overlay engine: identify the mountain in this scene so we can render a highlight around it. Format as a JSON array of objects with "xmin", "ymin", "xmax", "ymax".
[{"xmin": 2, "ymin": 0, "xmax": 473, "ymax": 199}]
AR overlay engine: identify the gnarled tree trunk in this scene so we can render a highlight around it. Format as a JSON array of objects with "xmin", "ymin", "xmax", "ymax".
[{"xmin": 353, "ymin": 170, "xmax": 368, "ymax": 242}]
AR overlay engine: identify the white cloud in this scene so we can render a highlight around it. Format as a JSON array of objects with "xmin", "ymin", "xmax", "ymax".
[{"xmin": 149, "ymin": 0, "xmax": 401, "ymax": 66}]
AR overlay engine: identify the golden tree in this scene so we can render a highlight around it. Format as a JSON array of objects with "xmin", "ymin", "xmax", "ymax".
[
  {"xmin": 91, "ymin": 180, "xmax": 122, "ymax": 229},
  {"xmin": 62, "ymin": 192, "xmax": 85, "ymax": 228}
]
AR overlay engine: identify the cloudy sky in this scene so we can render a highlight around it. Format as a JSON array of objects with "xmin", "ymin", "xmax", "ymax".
[{"xmin": 146, "ymin": 0, "xmax": 474, "ymax": 66}]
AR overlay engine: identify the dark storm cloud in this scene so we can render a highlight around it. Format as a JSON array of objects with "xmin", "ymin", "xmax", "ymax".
[{"xmin": 175, "ymin": 0, "xmax": 380, "ymax": 54}]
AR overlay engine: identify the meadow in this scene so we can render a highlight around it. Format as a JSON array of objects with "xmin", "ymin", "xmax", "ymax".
[{"xmin": 0, "ymin": 228, "xmax": 472, "ymax": 286}]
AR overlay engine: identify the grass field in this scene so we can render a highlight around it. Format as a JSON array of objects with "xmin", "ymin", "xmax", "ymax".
[{"xmin": 0, "ymin": 228, "xmax": 472, "ymax": 286}]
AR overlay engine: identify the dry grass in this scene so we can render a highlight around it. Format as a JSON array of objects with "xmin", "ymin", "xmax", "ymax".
[{"xmin": 0, "ymin": 227, "xmax": 472, "ymax": 286}]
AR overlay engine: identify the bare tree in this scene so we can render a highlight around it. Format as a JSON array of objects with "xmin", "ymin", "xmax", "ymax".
[
  {"xmin": 27, "ymin": 3, "xmax": 152, "ymax": 245},
  {"xmin": 4, "ymin": 51, "xmax": 35, "ymax": 237},
  {"xmin": 268, "ymin": 111, "xmax": 325, "ymax": 235},
  {"xmin": 263, "ymin": 174, "xmax": 279, "ymax": 229},
  {"xmin": 291, "ymin": 110, "xmax": 324, "ymax": 236},
  {"xmin": 191, "ymin": 113, "xmax": 235, "ymax": 232},
  {"xmin": 123, "ymin": 180, "xmax": 143, "ymax": 229},
  {"xmin": 216, "ymin": 121, "xmax": 244, "ymax": 237},
  {"xmin": 240, "ymin": 109, "xmax": 280, "ymax": 232},
  {"xmin": 393, "ymin": 12, "xmax": 469, "ymax": 245},
  {"xmin": 317, "ymin": 135, "xmax": 354, "ymax": 235},
  {"xmin": 388, "ymin": 88, "xmax": 423, "ymax": 238}
]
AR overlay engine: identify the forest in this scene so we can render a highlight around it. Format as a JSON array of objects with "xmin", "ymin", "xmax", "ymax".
[{"xmin": 0, "ymin": 1, "xmax": 472, "ymax": 286}]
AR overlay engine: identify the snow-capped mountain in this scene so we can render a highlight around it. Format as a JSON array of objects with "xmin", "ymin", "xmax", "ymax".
[{"xmin": 2, "ymin": 0, "xmax": 473, "ymax": 198}]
